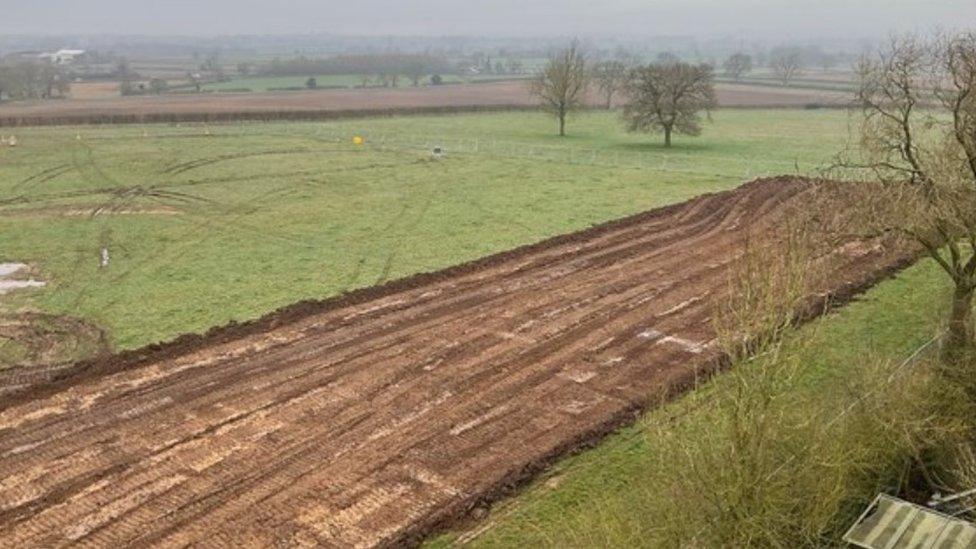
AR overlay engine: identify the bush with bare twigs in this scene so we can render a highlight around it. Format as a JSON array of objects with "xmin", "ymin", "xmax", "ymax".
[{"xmin": 832, "ymin": 32, "xmax": 976, "ymax": 375}]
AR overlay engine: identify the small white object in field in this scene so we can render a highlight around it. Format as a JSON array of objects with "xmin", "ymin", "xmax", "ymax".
[
  {"xmin": 7, "ymin": 135, "xmax": 16, "ymax": 147},
  {"xmin": 100, "ymin": 247, "xmax": 110, "ymax": 268}
]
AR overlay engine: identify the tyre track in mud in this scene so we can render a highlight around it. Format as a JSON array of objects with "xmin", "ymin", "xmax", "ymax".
[{"xmin": 0, "ymin": 178, "xmax": 915, "ymax": 548}]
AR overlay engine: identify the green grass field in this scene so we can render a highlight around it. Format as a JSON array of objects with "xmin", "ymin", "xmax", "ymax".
[{"xmin": 0, "ymin": 109, "xmax": 852, "ymax": 354}]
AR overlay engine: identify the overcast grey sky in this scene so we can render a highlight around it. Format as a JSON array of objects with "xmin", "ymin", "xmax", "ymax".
[{"xmin": 1, "ymin": 0, "xmax": 972, "ymax": 38}]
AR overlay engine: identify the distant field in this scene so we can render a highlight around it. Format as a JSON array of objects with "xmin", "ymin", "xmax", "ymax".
[
  {"xmin": 0, "ymin": 109, "xmax": 852, "ymax": 355},
  {"xmin": 202, "ymin": 73, "xmax": 520, "ymax": 92},
  {"xmin": 0, "ymin": 80, "xmax": 852, "ymax": 126},
  {"xmin": 68, "ymin": 81, "xmax": 121, "ymax": 100}
]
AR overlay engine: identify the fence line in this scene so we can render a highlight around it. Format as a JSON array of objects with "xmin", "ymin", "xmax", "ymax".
[{"xmin": 39, "ymin": 123, "xmax": 807, "ymax": 181}]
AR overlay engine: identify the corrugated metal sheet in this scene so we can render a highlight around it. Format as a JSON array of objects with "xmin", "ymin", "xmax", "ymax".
[{"xmin": 844, "ymin": 494, "xmax": 976, "ymax": 548}]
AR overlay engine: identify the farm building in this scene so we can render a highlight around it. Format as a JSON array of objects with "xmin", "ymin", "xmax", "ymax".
[{"xmin": 39, "ymin": 49, "xmax": 87, "ymax": 65}]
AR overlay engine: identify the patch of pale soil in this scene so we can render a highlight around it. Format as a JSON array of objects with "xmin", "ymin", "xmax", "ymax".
[{"xmin": 0, "ymin": 263, "xmax": 45, "ymax": 295}]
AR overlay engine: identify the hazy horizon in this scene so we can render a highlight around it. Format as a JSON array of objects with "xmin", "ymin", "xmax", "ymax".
[{"xmin": 2, "ymin": 0, "xmax": 973, "ymax": 40}]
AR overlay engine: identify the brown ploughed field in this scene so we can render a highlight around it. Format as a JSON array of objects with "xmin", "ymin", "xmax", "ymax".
[
  {"xmin": 0, "ymin": 81, "xmax": 851, "ymax": 126},
  {"xmin": 0, "ymin": 178, "xmax": 910, "ymax": 547}
]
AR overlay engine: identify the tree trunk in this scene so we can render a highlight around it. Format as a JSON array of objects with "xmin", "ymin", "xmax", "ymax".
[
  {"xmin": 605, "ymin": 92, "xmax": 613, "ymax": 110},
  {"xmin": 946, "ymin": 283, "xmax": 975, "ymax": 357},
  {"xmin": 558, "ymin": 111, "xmax": 566, "ymax": 136},
  {"xmin": 664, "ymin": 126, "xmax": 672, "ymax": 148}
]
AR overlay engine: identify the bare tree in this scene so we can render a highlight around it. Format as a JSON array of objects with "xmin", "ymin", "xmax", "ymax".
[
  {"xmin": 39, "ymin": 64, "xmax": 69, "ymax": 98},
  {"xmin": 622, "ymin": 61, "xmax": 717, "ymax": 147},
  {"xmin": 19, "ymin": 62, "xmax": 41, "ymax": 98},
  {"xmin": 838, "ymin": 33, "xmax": 976, "ymax": 363},
  {"xmin": 0, "ymin": 62, "xmax": 69, "ymax": 100},
  {"xmin": 591, "ymin": 60, "xmax": 628, "ymax": 109},
  {"xmin": 0, "ymin": 67, "xmax": 10, "ymax": 102},
  {"xmin": 187, "ymin": 72, "xmax": 203, "ymax": 93},
  {"xmin": 115, "ymin": 58, "xmax": 133, "ymax": 80},
  {"xmin": 723, "ymin": 53, "xmax": 753, "ymax": 81},
  {"xmin": 405, "ymin": 60, "xmax": 426, "ymax": 86},
  {"xmin": 529, "ymin": 41, "xmax": 588, "ymax": 137},
  {"xmin": 770, "ymin": 47, "xmax": 805, "ymax": 85},
  {"xmin": 149, "ymin": 78, "xmax": 168, "ymax": 95}
]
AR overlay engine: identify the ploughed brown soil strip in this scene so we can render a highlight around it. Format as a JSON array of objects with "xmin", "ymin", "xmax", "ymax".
[
  {"xmin": 0, "ymin": 178, "xmax": 912, "ymax": 547},
  {"xmin": 0, "ymin": 81, "xmax": 851, "ymax": 127}
]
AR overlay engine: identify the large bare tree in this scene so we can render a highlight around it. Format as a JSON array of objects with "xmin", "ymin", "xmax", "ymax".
[
  {"xmin": 770, "ymin": 47, "xmax": 805, "ymax": 85},
  {"xmin": 840, "ymin": 33, "xmax": 976, "ymax": 363},
  {"xmin": 530, "ymin": 41, "xmax": 588, "ymax": 136},
  {"xmin": 622, "ymin": 61, "xmax": 716, "ymax": 147},
  {"xmin": 723, "ymin": 53, "xmax": 753, "ymax": 81},
  {"xmin": 591, "ymin": 60, "xmax": 629, "ymax": 109}
]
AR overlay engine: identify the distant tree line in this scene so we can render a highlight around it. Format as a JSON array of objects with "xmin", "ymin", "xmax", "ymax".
[
  {"xmin": 0, "ymin": 62, "xmax": 70, "ymax": 101},
  {"xmin": 262, "ymin": 54, "xmax": 455, "ymax": 87},
  {"xmin": 460, "ymin": 54, "xmax": 526, "ymax": 75}
]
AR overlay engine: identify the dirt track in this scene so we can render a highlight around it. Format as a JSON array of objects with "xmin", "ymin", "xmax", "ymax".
[
  {"xmin": 0, "ymin": 81, "xmax": 852, "ymax": 126},
  {"xmin": 0, "ymin": 178, "xmax": 911, "ymax": 548}
]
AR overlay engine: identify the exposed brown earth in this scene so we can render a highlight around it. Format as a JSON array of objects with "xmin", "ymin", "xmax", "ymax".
[
  {"xmin": 0, "ymin": 178, "xmax": 911, "ymax": 547},
  {"xmin": 0, "ymin": 81, "xmax": 852, "ymax": 126}
]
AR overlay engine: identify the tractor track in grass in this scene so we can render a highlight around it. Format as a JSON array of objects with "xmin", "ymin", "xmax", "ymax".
[
  {"xmin": 159, "ymin": 148, "xmax": 317, "ymax": 176},
  {"xmin": 0, "ymin": 177, "xmax": 915, "ymax": 548}
]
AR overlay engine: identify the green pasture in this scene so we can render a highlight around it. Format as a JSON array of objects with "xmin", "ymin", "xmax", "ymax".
[{"xmin": 0, "ymin": 109, "xmax": 852, "ymax": 352}]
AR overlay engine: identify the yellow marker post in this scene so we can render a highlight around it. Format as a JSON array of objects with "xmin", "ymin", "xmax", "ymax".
[{"xmin": 352, "ymin": 136, "xmax": 365, "ymax": 145}]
